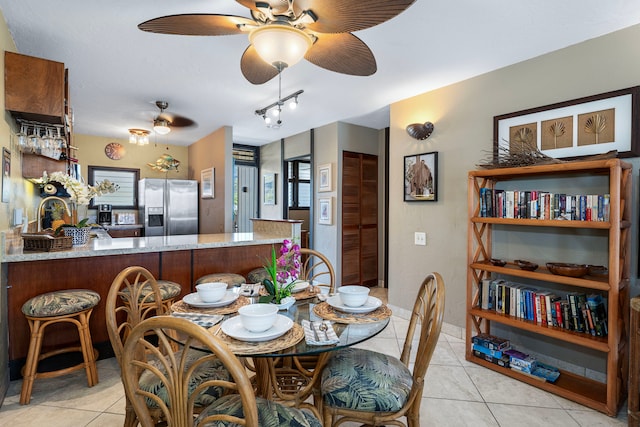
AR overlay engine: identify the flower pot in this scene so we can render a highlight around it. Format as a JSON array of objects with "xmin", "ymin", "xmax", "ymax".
[
  {"xmin": 272, "ymin": 296, "xmax": 295, "ymax": 311},
  {"xmin": 63, "ymin": 227, "xmax": 91, "ymax": 246}
]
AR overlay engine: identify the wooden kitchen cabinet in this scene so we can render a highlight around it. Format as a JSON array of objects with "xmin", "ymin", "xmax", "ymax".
[{"xmin": 5, "ymin": 51, "xmax": 66, "ymax": 122}]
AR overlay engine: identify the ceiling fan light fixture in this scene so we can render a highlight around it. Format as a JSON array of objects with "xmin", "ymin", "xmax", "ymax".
[
  {"xmin": 153, "ymin": 118, "xmax": 171, "ymax": 135},
  {"xmin": 128, "ymin": 128, "xmax": 150, "ymax": 145},
  {"xmin": 249, "ymin": 25, "xmax": 312, "ymax": 69}
]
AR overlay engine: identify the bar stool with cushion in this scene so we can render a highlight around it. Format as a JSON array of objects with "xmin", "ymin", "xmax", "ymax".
[
  {"xmin": 195, "ymin": 272, "xmax": 246, "ymax": 288},
  {"xmin": 20, "ymin": 289, "xmax": 100, "ymax": 405},
  {"xmin": 246, "ymin": 267, "xmax": 271, "ymax": 284}
]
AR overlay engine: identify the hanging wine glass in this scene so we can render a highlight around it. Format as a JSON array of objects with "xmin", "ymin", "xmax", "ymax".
[
  {"xmin": 42, "ymin": 128, "xmax": 54, "ymax": 158},
  {"xmin": 16, "ymin": 123, "xmax": 28, "ymax": 152},
  {"xmin": 28, "ymin": 125, "xmax": 41, "ymax": 154},
  {"xmin": 54, "ymin": 126, "xmax": 67, "ymax": 149}
]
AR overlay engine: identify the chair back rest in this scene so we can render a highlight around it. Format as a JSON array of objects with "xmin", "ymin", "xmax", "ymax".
[
  {"xmin": 105, "ymin": 266, "xmax": 166, "ymax": 365},
  {"xmin": 400, "ymin": 272, "xmax": 445, "ymax": 389},
  {"xmin": 299, "ymin": 248, "xmax": 336, "ymax": 293},
  {"xmin": 121, "ymin": 316, "xmax": 258, "ymax": 427}
]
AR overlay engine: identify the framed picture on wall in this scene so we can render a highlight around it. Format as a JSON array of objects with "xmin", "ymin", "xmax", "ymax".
[
  {"xmin": 318, "ymin": 163, "xmax": 332, "ymax": 192},
  {"xmin": 318, "ymin": 197, "xmax": 332, "ymax": 225},
  {"xmin": 201, "ymin": 168, "xmax": 214, "ymax": 199},
  {"xmin": 404, "ymin": 151, "xmax": 438, "ymax": 202},
  {"xmin": 264, "ymin": 173, "xmax": 277, "ymax": 205}
]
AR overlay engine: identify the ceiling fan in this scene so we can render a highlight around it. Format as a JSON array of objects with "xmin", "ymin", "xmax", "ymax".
[
  {"xmin": 138, "ymin": 0, "xmax": 416, "ymax": 85},
  {"xmin": 152, "ymin": 100, "xmax": 196, "ymax": 134}
]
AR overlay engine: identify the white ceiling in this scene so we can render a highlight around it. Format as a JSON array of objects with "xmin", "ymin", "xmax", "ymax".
[{"xmin": 1, "ymin": 1, "xmax": 639, "ymax": 147}]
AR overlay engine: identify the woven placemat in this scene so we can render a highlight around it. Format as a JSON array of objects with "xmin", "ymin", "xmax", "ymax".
[
  {"xmin": 209, "ymin": 323, "xmax": 304, "ymax": 355},
  {"xmin": 313, "ymin": 302, "xmax": 392, "ymax": 324},
  {"xmin": 171, "ymin": 296, "xmax": 250, "ymax": 316}
]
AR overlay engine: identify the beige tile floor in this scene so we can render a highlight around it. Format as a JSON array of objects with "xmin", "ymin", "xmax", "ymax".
[{"xmin": 0, "ymin": 295, "xmax": 629, "ymax": 426}]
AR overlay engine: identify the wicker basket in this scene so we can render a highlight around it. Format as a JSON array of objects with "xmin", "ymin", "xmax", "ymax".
[{"xmin": 22, "ymin": 233, "xmax": 73, "ymax": 252}]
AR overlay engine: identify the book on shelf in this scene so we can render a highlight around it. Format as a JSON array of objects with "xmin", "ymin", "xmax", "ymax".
[
  {"xmin": 472, "ymin": 333, "xmax": 511, "ymax": 351},
  {"xmin": 472, "ymin": 349, "xmax": 510, "ymax": 368},
  {"xmin": 586, "ymin": 294, "xmax": 608, "ymax": 337}
]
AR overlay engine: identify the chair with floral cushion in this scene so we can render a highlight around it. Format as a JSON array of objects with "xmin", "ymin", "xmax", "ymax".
[
  {"xmin": 106, "ymin": 266, "xmax": 232, "ymax": 427},
  {"xmin": 320, "ymin": 272, "xmax": 445, "ymax": 427},
  {"xmin": 122, "ymin": 315, "xmax": 322, "ymax": 427},
  {"xmin": 20, "ymin": 288, "xmax": 101, "ymax": 404}
]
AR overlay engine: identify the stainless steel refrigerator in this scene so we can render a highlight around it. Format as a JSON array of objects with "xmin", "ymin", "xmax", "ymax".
[{"xmin": 138, "ymin": 178, "xmax": 198, "ymax": 236}]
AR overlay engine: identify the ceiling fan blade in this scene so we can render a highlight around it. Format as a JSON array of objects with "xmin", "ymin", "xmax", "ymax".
[
  {"xmin": 295, "ymin": 0, "xmax": 415, "ymax": 33},
  {"xmin": 240, "ymin": 45, "xmax": 280, "ymax": 85},
  {"xmin": 138, "ymin": 14, "xmax": 255, "ymax": 36},
  {"xmin": 305, "ymin": 33, "xmax": 376, "ymax": 76},
  {"xmin": 158, "ymin": 112, "xmax": 196, "ymax": 128}
]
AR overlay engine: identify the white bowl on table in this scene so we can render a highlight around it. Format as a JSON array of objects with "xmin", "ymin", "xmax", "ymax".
[
  {"xmin": 338, "ymin": 285, "xmax": 370, "ymax": 307},
  {"xmin": 238, "ymin": 303, "xmax": 279, "ymax": 332},
  {"xmin": 195, "ymin": 282, "xmax": 227, "ymax": 303}
]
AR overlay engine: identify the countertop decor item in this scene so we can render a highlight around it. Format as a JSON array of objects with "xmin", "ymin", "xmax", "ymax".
[
  {"xmin": 514, "ymin": 259, "xmax": 538, "ymax": 271},
  {"xmin": 546, "ymin": 262, "xmax": 589, "ymax": 277}
]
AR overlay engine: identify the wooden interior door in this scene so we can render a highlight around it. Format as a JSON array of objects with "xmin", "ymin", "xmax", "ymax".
[{"xmin": 341, "ymin": 151, "xmax": 378, "ymax": 287}]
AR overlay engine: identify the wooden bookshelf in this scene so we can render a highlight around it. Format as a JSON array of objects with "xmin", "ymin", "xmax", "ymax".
[{"xmin": 466, "ymin": 159, "xmax": 631, "ymax": 416}]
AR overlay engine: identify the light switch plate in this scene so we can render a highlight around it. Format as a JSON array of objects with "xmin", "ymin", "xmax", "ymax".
[{"xmin": 414, "ymin": 232, "xmax": 426, "ymax": 246}]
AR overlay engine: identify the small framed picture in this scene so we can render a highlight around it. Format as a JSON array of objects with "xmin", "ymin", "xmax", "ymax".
[
  {"xmin": 263, "ymin": 173, "xmax": 277, "ymax": 205},
  {"xmin": 318, "ymin": 197, "xmax": 332, "ymax": 225},
  {"xmin": 201, "ymin": 168, "xmax": 214, "ymax": 199},
  {"xmin": 318, "ymin": 163, "xmax": 332, "ymax": 192},
  {"xmin": 404, "ymin": 152, "xmax": 438, "ymax": 202}
]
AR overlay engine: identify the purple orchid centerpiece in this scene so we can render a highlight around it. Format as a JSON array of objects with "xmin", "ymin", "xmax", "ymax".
[{"xmin": 259, "ymin": 239, "xmax": 301, "ymax": 304}]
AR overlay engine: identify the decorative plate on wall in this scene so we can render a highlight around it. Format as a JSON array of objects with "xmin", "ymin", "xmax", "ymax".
[{"xmin": 104, "ymin": 142, "xmax": 125, "ymax": 160}]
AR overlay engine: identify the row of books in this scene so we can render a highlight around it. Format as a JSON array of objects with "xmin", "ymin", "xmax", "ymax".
[
  {"xmin": 472, "ymin": 334, "xmax": 560, "ymax": 382},
  {"xmin": 479, "ymin": 279, "xmax": 608, "ymax": 336},
  {"xmin": 478, "ymin": 188, "xmax": 610, "ymax": 221}
]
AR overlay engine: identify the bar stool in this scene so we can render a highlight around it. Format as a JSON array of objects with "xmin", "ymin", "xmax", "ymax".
[
  {"xmin": 20, "ymin": 289, "xmax": 100, "ymax": 405},
  {"xmin": 246, "ymin": 267, "xmax": 270, "ymax": 284},
  {"xmin": 195, "ymin": 273, "xmax": 246, "ymax": 288}
]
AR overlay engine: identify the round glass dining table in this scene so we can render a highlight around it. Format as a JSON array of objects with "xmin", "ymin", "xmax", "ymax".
[{"xmin": 170, "ymin": 295, "xmax": 390, "ymax": 418}]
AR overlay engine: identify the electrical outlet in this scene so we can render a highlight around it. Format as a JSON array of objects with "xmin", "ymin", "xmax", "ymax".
[{"xmin": 414, "ymin": 232, "xmax": 426, "ymax": 246}]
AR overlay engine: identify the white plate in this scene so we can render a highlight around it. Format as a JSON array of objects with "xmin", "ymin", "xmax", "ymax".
[
  {"xmin": 183, "ymin": 290, "xmax": 239, "ymax": 308},
  {"xmin": 326, "ymin": 295, "xmax": 382, "ymax": 314},
  {"xmin": 291, "ymin": 281, "xmax": 310, "ymax": 293},
  {"xmin": 220, "ymin": 314, "xmax": 293, "ymax": 342}
]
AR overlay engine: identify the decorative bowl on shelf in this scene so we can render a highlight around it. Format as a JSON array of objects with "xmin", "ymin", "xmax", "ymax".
[
  {"xmin": 546, "ymin": 262, "xmax": 588, "ymax": 278},
  {"xmin": 514, "ymin": 260, "xmax": 538, "ymax": 271},
  {"xmin": 489, "ymin": 258, "xmax": 507, "ymax": 267},
  {"xmin": 586, "ymin": 265, "xmax": 608, "ymax": 278}
]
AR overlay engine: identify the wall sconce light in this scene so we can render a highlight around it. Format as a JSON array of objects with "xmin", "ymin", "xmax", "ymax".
[
  {"xmin": 128, "ymin": 128, "xmax": 150, "ymax": 145},
  {"xmin": 406, "ymin": 122, "xmax": 435, "ymax": 140}
]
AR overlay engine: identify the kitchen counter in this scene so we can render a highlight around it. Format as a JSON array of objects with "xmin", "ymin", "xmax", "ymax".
[{"xmin": 2, "ymin": 232, "xmax": 283, "ymax": 263}]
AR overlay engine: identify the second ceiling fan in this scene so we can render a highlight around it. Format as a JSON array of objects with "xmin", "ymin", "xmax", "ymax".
[{"xmin": 138, "ymin": 0, "xmax": 416, "ymax": 85}]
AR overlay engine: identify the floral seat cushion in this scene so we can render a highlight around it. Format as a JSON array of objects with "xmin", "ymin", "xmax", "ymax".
[
  {"xmin": 195, "ymin": 394, "xmax": 321, "ymax": 427},
  {"xmin": 321, "ymin": 347, "xmax": 413, "ymax": 413},
  {"xmin": 246, "ymin": 267, "xmax": 271, "ymax": 284},
  {"xmin": 120, "ymin": 280, "xmax": 182, "ymax": 303},
  {"xmin": 195, "ymin": 273, "xmax": 246, "ymax": 287},
  {"xmin": 22, "ymin": 289, "xmax": 101, "ymax": 317},
  {"xmin": 139, "ymin": 348, "xmax": 231, "ymax": 409}
]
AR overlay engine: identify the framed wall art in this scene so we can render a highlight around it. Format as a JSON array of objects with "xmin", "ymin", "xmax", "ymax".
[
  {"xmin": 263, "ymin": 173, "xmax": 277, "ymax": 205},
  {"xmin": 318, "ymin": 163, "xmax": 332, "ymax": 192},
  {"xmin": 318, "ymin": 197, "xmax": 332, "ymax": 225},
  {"xmin": 494, "ymin": 86, "xmax": 640, "ymax": 160},
  {"xmin": 2, "ymin": 148, "xmax": 10, "ymax": 203},
  {"xmin": 404, "ymin": 151, "xmax": 438, "ymax": 202},
  {"xmin": 201, "ymin": 167, "xmax": 214, "ymax": 199}
]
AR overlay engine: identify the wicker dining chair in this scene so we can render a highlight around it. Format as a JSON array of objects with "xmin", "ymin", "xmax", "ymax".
[
  {"xmin": 299, "ymin": 248, "xmax": 336, "ymax": 294},
  {"xmin": 122, "ymin": 315, "xmax": 322, "ymax": 427},
  {"xmin": 320, "ymin": 272, "xmax": 445, "ymax": 427},
  {"xmin": 106, "ymin": 266, "xmax": 231, "ymax": 427}
]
